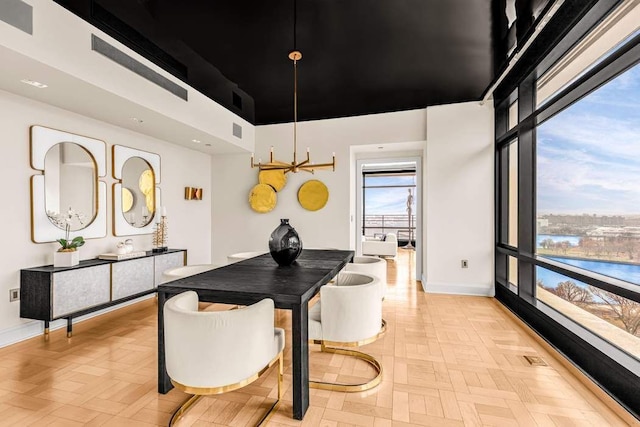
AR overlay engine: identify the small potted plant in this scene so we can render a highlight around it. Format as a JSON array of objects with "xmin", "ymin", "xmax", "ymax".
[{"xmin": 48, "ymin": 208, "xmax": 86, "ymax": 267}]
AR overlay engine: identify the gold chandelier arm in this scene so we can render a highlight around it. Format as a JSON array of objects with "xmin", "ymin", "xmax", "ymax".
[
  {"xmin": 250, "ymin": 49, "xmax": 334, "ymax": 175},
  {"xmin": 302, "ymin": 162, "xmax": 335, "ymax": 169}
]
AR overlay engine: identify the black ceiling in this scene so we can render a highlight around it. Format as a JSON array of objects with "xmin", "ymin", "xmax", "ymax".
[{"xmin": 54, "ymin": 0, "xmax": 513, "ymax": 125}]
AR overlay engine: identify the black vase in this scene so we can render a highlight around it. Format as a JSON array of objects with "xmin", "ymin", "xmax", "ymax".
[{"xmin": 269, "ymin": 219, "xmax": 303, "ymax": 266}]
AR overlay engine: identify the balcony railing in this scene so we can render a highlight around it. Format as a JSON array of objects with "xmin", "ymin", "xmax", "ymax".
[{"xmin": 363, "ymin": 214, "xmax": 416, "ymax": 245}]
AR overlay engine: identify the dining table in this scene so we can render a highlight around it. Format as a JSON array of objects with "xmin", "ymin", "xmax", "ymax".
[{"xmin": 157, "ymin": 249, "xmax": 354, "ymax": 420}]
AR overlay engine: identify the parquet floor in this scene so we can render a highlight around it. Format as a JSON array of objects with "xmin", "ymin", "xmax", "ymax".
[{"xmin": 0, "ymin": 250, "xmax": 635, "ymax": 426}]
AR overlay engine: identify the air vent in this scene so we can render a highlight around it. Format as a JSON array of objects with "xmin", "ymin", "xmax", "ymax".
[
  {"xmin": 523, "ymin": 355, "xmax": 548, "ymax": 366},
  {"xmin": 232, "ymin": 92, "xmax": 242, "ymax": 110},
  {"xmin": 233, "ymin": 123, "xmax": 242, "ymax": 139},
  {"xmin": 0, "ymin": 0, "xmax": 33, "ymax": 34},
  {"xmin": 91, "ymin": 35, "xmax": 188, "ymax": 101}
]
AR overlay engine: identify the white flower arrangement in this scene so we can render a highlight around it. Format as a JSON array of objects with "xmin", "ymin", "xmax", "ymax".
[{"xmin": 46, "ymin": 207, "xmax": 86, "ymax": 252}]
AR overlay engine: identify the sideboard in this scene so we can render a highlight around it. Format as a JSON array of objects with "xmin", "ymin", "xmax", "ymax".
[{"xmin": 20, "ymin": 249, "xmax": 186, "ymax": 337}]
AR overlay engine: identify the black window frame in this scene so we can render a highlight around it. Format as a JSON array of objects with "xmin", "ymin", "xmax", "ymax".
[{"xmin": 494, "ymin": 0, "xmax": 640, "ymax": 417}]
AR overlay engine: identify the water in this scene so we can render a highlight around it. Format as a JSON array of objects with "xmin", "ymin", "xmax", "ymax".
[
  {"xmin": 535, "ymin": 234, "xmax": 640, "ymax": 287},
  {"xmin": 536, "ymin": 257, "xmax": 640, "ymax": 288}
]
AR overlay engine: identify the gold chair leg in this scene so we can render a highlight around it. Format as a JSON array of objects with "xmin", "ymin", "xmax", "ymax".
[
  {"xmin": 169, "ymin": 394, "xmax": 203, "ymax": 426},
  {"xmin": 255, "ymin": 352, "xmax": 283, "ymax": 426},
  {"xmin": 169, "ymin": 352, "xmax": 283, "ymax": 426},
  {"xmin": 309, "ymin": 344, "xmax": 383, "ymax": 392}
]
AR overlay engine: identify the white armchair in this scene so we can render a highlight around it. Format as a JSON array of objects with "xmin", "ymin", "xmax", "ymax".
[
  {"xmin": 343, "ymin": 256, "xmax": 387, "ymax": 299},
  {"xmin": 361, "ymin": 233, "xmax": 398, "ymax": 257},
  {"xmin": 161, "ymin": 264, "xmax": 220, "ymax": 284},
  {"xmin": 164, "ymin": 291, "xmax": 285, "ymax": 426},
  {"xmin": 308, "ymin": 272, "xmax": 386, "ymax": 392},
  {"xmin": 227, "ymin": 251, "xmax": 266, "ymax": 264}
]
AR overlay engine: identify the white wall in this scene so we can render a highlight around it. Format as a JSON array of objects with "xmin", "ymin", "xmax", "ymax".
[
  {"xmin": 424, "ymin": 101, "xmax": 495, "ymax": 296},
  {"xmin": 211, "ymin": 110, "xmax": 427, "ymax": 265},
  {"xmin": 0, "ymin": 89, "xmax": 212, "ymax": 344}
]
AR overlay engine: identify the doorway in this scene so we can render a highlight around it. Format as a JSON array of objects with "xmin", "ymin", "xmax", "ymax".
[{"xmin": 355, "ymin": 157, "xmax": 422, "ymax": 279}]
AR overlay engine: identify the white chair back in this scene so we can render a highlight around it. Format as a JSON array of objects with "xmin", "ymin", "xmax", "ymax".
[
  {"xmin": 162, "ymin": 264, "xmax": 220, "ymax": 284},
  {"xmin": 318, "ymin": 272, "xmax": 382, "ymax": 343},
  {"xmin": 227, "ymin": 251, "xmax": 266, "ymax": 264},
  {"xmin": 344, "ymin": 256, "xmax": 387, "ymax": 299},
  {"xmin": 164, "ymin": 291, "xmax": 282, "ymax": 388}
]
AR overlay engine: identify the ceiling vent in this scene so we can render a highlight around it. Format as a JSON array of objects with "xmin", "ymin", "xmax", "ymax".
[
  {"xmin": 0, "ymin": 0, "xmax": 32, "ymax": 35},
  {"xmin": 91, "ymin": 34, "xmax": 188, "ymax": 101}
]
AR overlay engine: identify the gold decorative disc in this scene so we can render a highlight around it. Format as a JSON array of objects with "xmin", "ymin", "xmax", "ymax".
[
  {"xmin": 298, "ymin": 180, "xmax": 329, "ymax": 211},
  {"xmin": 259, "ymin": 169, "xmax": 287, "ymax": 192},
  {"xmin": 139, "ymin": 169, "xmax": 154, "ymax": 195},
  {"xmin": 249, "ymin": 183, "xmax": 277, "ymax": 213},
  {"xmin": 145, "ymin": 192, "xmax": 156, "ymax": 213},
  {"xmin": 122, "ymin": 188, "xmax": 134, "ymax": 213}
]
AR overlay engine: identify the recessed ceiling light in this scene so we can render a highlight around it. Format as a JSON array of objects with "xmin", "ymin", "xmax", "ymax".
[
  {"xmin": 129, "ymin": 117, "xmax": 144, "ymax": 123},
  {"xmin": 20, "ymin": 79, "xmax": 48, "ymax": 88},
  {"xmin": 378, "ymin": 146, "xmax": 384, "ymax": 149},
  {"xmin": 192, "ymin": 139, "xmax": 201, "ymax": 143}
]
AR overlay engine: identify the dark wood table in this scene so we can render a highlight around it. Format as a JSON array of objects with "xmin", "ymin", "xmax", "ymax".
[{"xmin": 157, "ymin": 249, "xmax": 354, "ymax": 420}]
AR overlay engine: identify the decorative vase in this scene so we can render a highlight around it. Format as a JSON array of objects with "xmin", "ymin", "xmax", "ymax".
[
  {"xmin": 54, "ymin": 250, "xmax": 79, "ymax": 267},
  {"xmin": 269, "ymin": 219, "xmax": 303, "ymax": 266}
]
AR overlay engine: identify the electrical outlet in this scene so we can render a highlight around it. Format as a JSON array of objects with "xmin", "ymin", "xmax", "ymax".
[
  {"xmin": 9, "ymin": 288, "xmax": 19, "ymax": 302},
  {"xmin": 461, "ymin": 260, "xmax": 469, "ymax": 268}
]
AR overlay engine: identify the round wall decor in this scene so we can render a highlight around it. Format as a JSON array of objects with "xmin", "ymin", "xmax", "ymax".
[
  {"xmin": 249, "ymin": 183, "xmax": 277, "ymax": 213},
  {"xmin": 298, "ymin": 180, "xmax": 329, "ymax": 211},
  {"xmin": 138, "ymin": 169, "xmax": 154, "ymax": 195},
  {"xmin": 259, "ymin": 169, "xmax": 287, "ymax": 192},
  {"xmin": 122, "ymin": 188, "xmax": 134, "ymax": 213}
]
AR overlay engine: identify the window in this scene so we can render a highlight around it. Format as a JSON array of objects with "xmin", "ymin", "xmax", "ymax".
[
  {"xmin": 508, "ymin": 140, "xmax": 518, "ymax": 247},
  {"xmin": 536, "ymin": 63, "xmax": 640, "ymax": 284},
  {"xmin": 362, "ymin": 172, "xmax": 416, "ymax": 245},
  {"xmin": 494, "ymin": 0, "xmax": 640, "ymax": 412},
  {"xmin": 536, "ymin": 1, "xmax": 640, "ymax": 107},
  {"xmin": 537, "ymin": 267, "xmax": 640, "ymax": 360},
  {"xmin": 508, "ymin": 256, "xmax": 518, "ymax": 292}
]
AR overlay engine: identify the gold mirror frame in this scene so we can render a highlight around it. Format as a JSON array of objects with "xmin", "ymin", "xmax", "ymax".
[
  {"xmin": 112, "ymin": 145, "xmax": 161, "ymax": 236},
  {"xmin": 30, "ymin": 125, "xmax": 107, "ymax": 243}
]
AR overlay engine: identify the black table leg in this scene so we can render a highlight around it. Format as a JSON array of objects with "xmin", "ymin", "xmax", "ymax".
[
  {"xmin": 66, "ymin": 317, "xmax": 72, "ymax": 338},
  {"xmin": 157, "ymin": 290, "xmax": 173, "ymax": 393},
  {"xmin": 291, "ymin": 301, "xmax": 309, "ymax": 420}
]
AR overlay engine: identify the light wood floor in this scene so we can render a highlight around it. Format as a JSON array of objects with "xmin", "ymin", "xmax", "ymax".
[{"xmin": 0, "ymin": 250, "xmax": 635, "ymax": 426}]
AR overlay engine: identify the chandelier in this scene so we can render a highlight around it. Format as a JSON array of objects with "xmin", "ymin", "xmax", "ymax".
[{"xmin": 250, "ymin": 3, "xmax": 335, "ymax": 174}]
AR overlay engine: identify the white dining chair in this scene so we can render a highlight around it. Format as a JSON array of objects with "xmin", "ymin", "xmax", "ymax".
[
  {"xmin": 164, "ymin": 291, "xmax": 285, "ymax": 426},
  {"xmin": 308, "ymin": 271, "xmax": 385, "ymax": 392},
  {"xmin": 227, "ymin": 251, "xmax": 266, "ymax": 264},
  {"xmin": 343, "ymin": 256, "xmax": 387, "ymax": 299},
  {"xmin": 161, "ymin": 264, "xmax": 221, "ymax": 284}
]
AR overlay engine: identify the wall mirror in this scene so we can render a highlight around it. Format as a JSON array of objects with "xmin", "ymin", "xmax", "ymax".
[
  {"xmin": 112, "ymin": 145, "xmax": 161, "ymax": 236},
  {"xmin": 31, "ymin": 126, "xmax": 107, "ymax": 243}
]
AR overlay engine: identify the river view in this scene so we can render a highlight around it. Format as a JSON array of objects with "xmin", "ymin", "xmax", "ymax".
[{"xmin": 536, "ymin": 234, "xmax": 640, "ymax": 286}]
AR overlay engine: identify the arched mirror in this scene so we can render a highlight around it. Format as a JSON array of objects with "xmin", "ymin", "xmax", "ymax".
[
  {"xmin": 113, "ymin": 145, "xmax": 161, "ymax": 236},
  {"xmin": 121, "ymin": 157, "xmax": 155, "ymax": 227},
  {"xmin": 31, "ymin": 126, "xmax": 107, "ymax": 243},
  {"xmin": 44, "ymin": 142, "xmax": 97, "ymax": 231}
]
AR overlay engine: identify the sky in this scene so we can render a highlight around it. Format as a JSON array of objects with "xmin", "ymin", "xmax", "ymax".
[
  {"xmin": 364, "ymin": 175, "xmax": 416, "ymax": 215},
  {"xmin": 537, "ymin": 63, "xmax": 640, "ymax": 216}
]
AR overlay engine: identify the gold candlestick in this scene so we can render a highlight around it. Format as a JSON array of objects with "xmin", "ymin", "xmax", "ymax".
[{"xmin": 152, "ymin": 216, "xmax": 168, "ymax": 253}]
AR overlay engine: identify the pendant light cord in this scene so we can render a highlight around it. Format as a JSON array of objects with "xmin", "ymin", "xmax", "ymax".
[{"xmin": 292, "ymin": 0, "xmax": 298, "ymax": 164}]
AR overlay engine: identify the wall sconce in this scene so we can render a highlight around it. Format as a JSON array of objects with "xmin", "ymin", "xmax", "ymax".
[{"xmin": 184, "ymin": 187, "xmax": 203, "ymax": 200}]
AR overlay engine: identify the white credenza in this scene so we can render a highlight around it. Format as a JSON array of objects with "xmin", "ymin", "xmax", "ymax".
[{"xmin": 20, "ymin": 249, "xmax": 186, "ymax": 337}]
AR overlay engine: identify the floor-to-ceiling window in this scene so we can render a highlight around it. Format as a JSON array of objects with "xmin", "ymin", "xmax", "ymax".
[
  {"xmin": 362, "ymin": 163, "xmax": 417, "ymax": 247},
  {"xmin": 495, "ymin": 0, "xmax": 640, "ymax": 416}
]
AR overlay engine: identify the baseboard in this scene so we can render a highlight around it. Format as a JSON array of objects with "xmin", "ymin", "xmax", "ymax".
[
  {"xmin": 0, "ymin": 294, "xmax": 155, "ymax": 348},
  {"xmin": 423, "ymin": 280, "xmax": 494, "ymax": 297}
]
